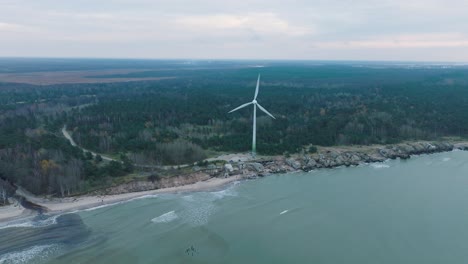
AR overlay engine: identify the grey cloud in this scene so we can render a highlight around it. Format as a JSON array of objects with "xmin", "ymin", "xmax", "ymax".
[{"xmin": 1, "ymin": 0, "xmax": 468, "ymax": 61}]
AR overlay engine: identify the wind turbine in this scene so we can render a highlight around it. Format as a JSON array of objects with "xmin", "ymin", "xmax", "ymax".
[{"xmin": 228, "ymin": 74, "xmax": 275, "ymax": 156}]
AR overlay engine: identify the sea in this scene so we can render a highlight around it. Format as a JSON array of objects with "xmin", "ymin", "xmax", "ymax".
[{"xmin": 2, "ymin": 150, "xmax": 468, "ymax": 263}]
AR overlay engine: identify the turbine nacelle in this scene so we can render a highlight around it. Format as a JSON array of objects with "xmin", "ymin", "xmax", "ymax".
[{"xmin": 252, "ymin": 99, "xmax": 257, "ymax": 104}]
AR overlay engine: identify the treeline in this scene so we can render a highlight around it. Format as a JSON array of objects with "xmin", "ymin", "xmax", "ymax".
[
  {"xmin": 66, "ymin": 65, "xmax": 468, "ymax": 157},
  {"xmin": 1, "ymin": 62, "xmax": 468, "ymax": 196},
  {"xmin": 0, "ymin": 104, "xmax": 134, "ymax": 196},
  {"xmin": 0, "ymin": 134, "xmax": 134, "ymax": 196}
]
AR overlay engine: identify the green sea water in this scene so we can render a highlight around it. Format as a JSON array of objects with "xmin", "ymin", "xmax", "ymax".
[{"xmin": 3, "ymin": 150, "xmax": 468, "ymax": 263}]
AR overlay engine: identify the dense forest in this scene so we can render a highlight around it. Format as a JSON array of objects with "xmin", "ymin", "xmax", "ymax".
[
  {"xmin": 68, "ymin": 63, "xmax": 468, "ymax": 156},
  {"xmin": 1, "ymin": 59, "xmax": 468, "ymax": 196}
]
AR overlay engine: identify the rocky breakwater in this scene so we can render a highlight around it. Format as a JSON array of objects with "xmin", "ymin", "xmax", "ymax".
[
  {"xmin": 246, "ymin": 141, "xmax": 457, "ymax": 175},
  {"xmin": 100, "ymin": 141, "xmax": 462, "ymax": 195}
]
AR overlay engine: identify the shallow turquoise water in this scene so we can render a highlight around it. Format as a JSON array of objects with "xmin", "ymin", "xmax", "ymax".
[{"xmin": 3, "ymin": 151, "xmax": 468, "ymax": 263}]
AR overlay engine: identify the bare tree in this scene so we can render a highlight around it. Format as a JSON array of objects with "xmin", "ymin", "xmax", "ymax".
[{"xmin": 0, "ymin": 184, "xmax": 6, "ymax": 205}]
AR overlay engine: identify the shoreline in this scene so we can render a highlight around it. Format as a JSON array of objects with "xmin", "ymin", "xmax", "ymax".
[
  {"xmin": 1, "ymin": 140, "xmax": 467, "ymax": 224},
  {"xmin": 0, "ymin": 204, "xmax": 30, "ymax": 223},
  {"xmin": 0, "ymin": 175, "xmax": 243, "ymax": 224}
]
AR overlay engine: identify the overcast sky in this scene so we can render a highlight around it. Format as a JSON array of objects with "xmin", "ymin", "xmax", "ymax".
[{"xmin": 1, "ymin": 0, "xmax": 468, "ymax": 62}]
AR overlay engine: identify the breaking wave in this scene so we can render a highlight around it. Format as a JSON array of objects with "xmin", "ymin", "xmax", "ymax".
[
  {"xmin": 0, "ymin": 244, "xmax": 61, "ymax": 264},
  {"xmin": 74, "ymin": 194, "xmax": 159, "ymax": 213},
  {"xmin": 371, "ymin": 163, "xmax": 390, "ymax": 169},
  {"xmin": 0, "ymin": 214, "xmax": 59, "ymax": 230},
  {"xmin": 178, "ymin": 183, "xmax": 239, "ymax": 226},
  {"xmin": 151, "ymin": 211, "xmax": 178, "ymax": 223}
]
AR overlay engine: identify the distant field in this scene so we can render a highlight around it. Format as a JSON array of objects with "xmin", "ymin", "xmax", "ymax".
[
  {"xmin": 0, "ymin": 69, "xmax": 175, "ymax": 85},
  {"xmin": 0, "ymin": 58, "xmax": 261, "ymax": 85}
]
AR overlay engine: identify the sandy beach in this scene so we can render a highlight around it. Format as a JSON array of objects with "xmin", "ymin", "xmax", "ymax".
[
  {"xmin": 2, "ymin": 141, "xmax": 466, "ymax": 224},
  {"xmin": 0, "ymin": 175, "xmax": 242, "ymax": 224},
  {"xmin": 0, "ymin": 204, "xmax": 31, "ymax": 223}
]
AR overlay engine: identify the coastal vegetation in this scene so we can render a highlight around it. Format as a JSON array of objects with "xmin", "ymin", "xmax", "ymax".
[{"xmin": 1, "ymin": 59, "xmax": 468, "ymax": 197}]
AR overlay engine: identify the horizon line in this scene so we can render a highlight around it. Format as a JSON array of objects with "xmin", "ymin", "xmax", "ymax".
[{"xmin": 0, "ymin": 56, "xmax": 467, "ymax": 65}]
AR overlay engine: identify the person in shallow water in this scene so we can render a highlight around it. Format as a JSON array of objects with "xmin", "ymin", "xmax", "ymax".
[{"xmin": 185, "ymin": 245, "xmax": 197, "ymax": 256}]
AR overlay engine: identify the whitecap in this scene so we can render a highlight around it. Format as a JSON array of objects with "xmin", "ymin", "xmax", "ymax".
[
  {"xmin": 175, "ymin": 182, "xmax": 241, "ymax": 226},
  {"xmin": 442, "ymin": 157, "xmax": 451, "ymax": 162},
  {"xmin": 182, "ymin": 195, "xmax": 194, "ymax": 202},
  {"xmin": 211, "ymin": 189, "xmax": 236, "ymax": 200},
  {"xmin": 178, "ymin": 195, "xmax": 219, "ymax": 226},
  {"xmin": 0, "ymin": 215, "xmax": 59, "ymax": 230},
  {"xmin": 78, "ymin": 202, "xmax": 121, "ymax": 213},
  {"xmin": 280, "ymin": 210, "xmax": 288, "ymax": 215},
  {"xmin": 69, "ymin": 194, "xmax": 161, "ymax": 215},
  {"xmin": 151, "ymin": 211, "xmax": 178, "ymax": 223},
  {"xmin": 0, "ymin": 244, "xmax": 60, "ymax": 264},
  {"xmin": 129, "ymin": 194, "xmax": 159, "ymax": 201},
  {"xmin": 182, "ymin": 204, "xmax": 216, "ymax": 226},
  {"xmin": 210, "ymin": 184, "xmax": 238, "ymax": 200},
  {"xmin": 371, "ymin": 163, "xmax": 390, "ymax": 169}
]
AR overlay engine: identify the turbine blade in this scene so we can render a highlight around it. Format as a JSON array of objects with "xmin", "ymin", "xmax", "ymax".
[
  {"xmin": 254, "ymin": 74, "xmax": 260, "ymax": 100},
  {"xmin": 228, "ymin": 102, "xmax": 252, "ymax": 113},
  {"xmin": 257, "ymin": 103, "xmax": 275, "ymax": 119}
]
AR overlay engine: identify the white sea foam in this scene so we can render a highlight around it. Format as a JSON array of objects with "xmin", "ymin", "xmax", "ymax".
[
  {"xmin": 371, "ymin": 163, "xmax": 390, "ymax": 169},
  {"xmin": 0, "ymin": 215, "xmax": 59, "ymax": 230},
  {"xmin": 177, "ymin": 184, "xmax": 239, "ymax": 226},
  {"xmin": 151, "ymin": 211, "xmax": 178, "ymax": 223},
  {"xmin": 211, "ymin": 188, "xmax": 237, "ymax": 200},
  {"xmin": 180, "ymin": 193, "xmax": 215, "ymax": 226},
  {"xmin": 128, "ymin": 194, "xmax": 159, "ymax": 201},
  {"xmin": 0, "ymin": 244, "xmax": 60, "ymax": 264},
  {"xmin": 182, "ymin": 195, "xmax": 195, "ymax": 202},
  {"xmin": 442, "ymin": 157, "xmax": 451, "ymax": 162},
  {"xmin": 280, "ymin": 210, "xmax": 289, "ymax": 215},
  {"xmin": 78, "ymin": 201, "xmax": 123, "ymax": 213},
  {"xmin": 71, "ymin": 194, "xmax": 160, "ymax": 214},
  {"xmin": 183, "ymin": 203, "xmax": 216, "ymax": 226}
]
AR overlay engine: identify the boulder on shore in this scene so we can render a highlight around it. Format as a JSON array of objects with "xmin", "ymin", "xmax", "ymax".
[{"xmin": 246, "ymin": 162, "xmax": 264, "ymax": 172}]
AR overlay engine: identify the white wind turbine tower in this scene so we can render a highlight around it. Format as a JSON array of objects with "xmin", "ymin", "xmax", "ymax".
[{"xmin": 228, "ymin": 74, "xmax": 275, "ymax": 156}]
